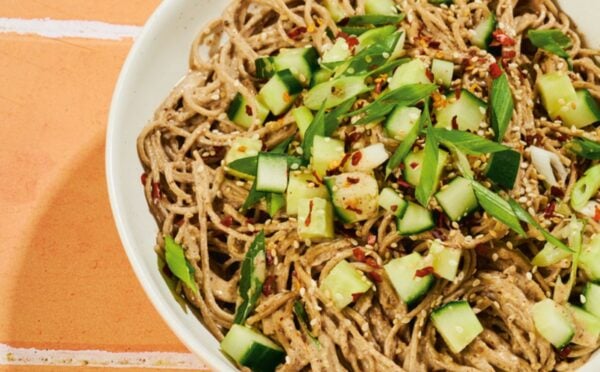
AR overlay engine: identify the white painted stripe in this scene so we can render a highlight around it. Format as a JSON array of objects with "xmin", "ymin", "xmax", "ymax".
[
  {"xmin": 0, "ymin": 343, "xmax": 206, "ymax": 369},
  {"xmin": 0, "ymin": 18, "xmax": 141, "ymax": 40}
]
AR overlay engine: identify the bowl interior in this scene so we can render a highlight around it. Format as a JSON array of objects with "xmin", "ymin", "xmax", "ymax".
[{"xmin": 106, "ymin": 1, "xmax": 599, "ymax": 370}]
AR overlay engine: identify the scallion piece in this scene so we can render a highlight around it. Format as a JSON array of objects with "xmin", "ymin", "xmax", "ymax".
[{"xmin": 234, "ymin": 231, "xmax": 267, "ymax": 324}]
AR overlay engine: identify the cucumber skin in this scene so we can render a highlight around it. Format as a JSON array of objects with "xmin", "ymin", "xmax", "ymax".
[{"xmin": 485, "ymin": 149, "xmax": 521, "ymax": 189}]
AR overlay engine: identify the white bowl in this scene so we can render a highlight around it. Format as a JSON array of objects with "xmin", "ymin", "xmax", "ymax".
[{"xmin": 106, "ymin": 1, "xmax": 599, "ymax": 370}]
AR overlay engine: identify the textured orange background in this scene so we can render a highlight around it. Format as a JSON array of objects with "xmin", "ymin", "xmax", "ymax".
[{"xmin": 0, "ymin": 1, "xmax": 208, "ymax": 370}]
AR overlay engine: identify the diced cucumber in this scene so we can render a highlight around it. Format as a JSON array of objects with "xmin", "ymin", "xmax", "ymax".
[
  {"xmin": 435, "ymin": 177, "xmax": 479, "ymax": 222},
  {"xmin": 397, "ymin": 202, "xmax": 435, "ymax": 235},
  {"xmin": 484, "ymin": 149, "xmax": 521, "ymax": 189},
  {"xmin": 225, "ymin": 137, "xmax": 262, "ymax": 179},
  {"xmin": 297, "ymin": 197, "xmax": 334, "ymax": 239},
  {"xmin": 378, "ymin": 187, "xmax": 408, "ymax": 217},
  {"xmin": 384, "ymin": 252, "xmax": 435, "ymax": 306},
  {"xmin": 434, "ymin": 90, "xmax": 487, "ymax": 132},
  {"xmin": 292, "ymin": 106, "xmax": 314, "ymax": 139},
  {"xmin": 255, "ymin": 56, "xmax": 275, "ymax": 79},
  {"xmin": 470, "ymin": 13, "xmax": 496, "ymax": 49},
  {"xmin": 343, "ymin": 143, "xmax": 389, "ymax": 172},
  {"xmin": 311, "ymin": 68, "xmax": 333, "ymax": 87},
  {"xmin": 403, "ymin": 149, "xmax": 448, "ymax": 188},
  {"xmin": 584, "ymin": 282, "xmax": 600, "ymax": 318},
  {"xmin": 256, "ymin": 153, "xmax": 288, "ymax": 193},
  {"xmin": 311, "ymin": 135, "xmax": 346, "ymax": 177},
  {"xmin": 430, "ymin": 240, "xmax": 462, "ymax": 281},
  {"xmin": 567, "ymin": 304, "xmax": 600, "ymax": 343},
  {"xmin": 322, "ymin": 38, "xmax": 351, "ymax": 64},
  {"xmin": 389, "ymin": 59, "xmax": 431, "ymax": 90},
  {"xmin": 431, "ymin": 59, "xmax": 454, "ymax": 87},
  {"xmin": 365, "ymin": 0, "xmax": 398, "ymax": 16},
  {"xmin": 431, "ymin": 301, "xmax": 484, "ymax": 353},
  {"xmin": 385, "ymin": 106, "xmax": 422, "ymax": 141},
  {"xmin": 536, "ymin": 72, "xmax": 577, "ymax": 120},
  {"xmin": 221, "ymin": 324, "xmax": 285, "ymax": 372},
  {"xmin": 324, "ymin": 172, "xmax": 379, "ymax": 223},
  {"xmin": 320, "ymin": 260, "xmax": 372, "ymax": 309},
  {"xmin": 532, "ymin": 298, "xmax": 575, "ymax": 349},
  {"xmin": 304, "ymin": 76, "xmax": 369, "ymax": 110},
  {"xmin": 560, "ymin": 89, "xmax": 600, "ymax": 129},
  {"xmin": 274, "ymin": 47, "xmax": 320, "ymax": 86},
  {"xmin": 286, "ymin": 171, "xmax": 329, "ymax": 215},
  {"xmin": 266, "ymin": 193, "xmax": 285, "ymax": 217},
  {"xmin": 571, "ymin": 164, "xmax": 600, "ymax": 212},
  {"xmin": 323, "ymin": 0, "xmax": 347, "ymax": 22},
  {"xmin": 227, "ymin": 93, "xmax": 270, "ymax": 129},
  {"xmin": 580, "ymin": 235, "xmax": 600, "ymax": 281},
  {"xmin": 532, "ymin": 242, "xmax": 571, "ymax": 267},
  {"xmin": 258, "ymin": 69, "xmax": 303, "ymax": 115}
]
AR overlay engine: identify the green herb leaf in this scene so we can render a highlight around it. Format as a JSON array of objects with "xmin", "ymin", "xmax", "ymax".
[
  {"xmin": 266, "ymin": 193, "xmax": 285, "ymax": 217},
  {"xmin": 365, "ymin": 57, "xmax": 409, "ymax": 78},
  {"xmin": 489, "ymin": 71, "xmax": 514, "ymax": 141},
  {"xmin": 343, "ymin": 14, "xmax": 405, "ymax": 26},
  {"xmin": 242, "ymin": 180, "xmax": 267, "ymax": 211},
  {"xmin": 385, "ymin": 100, "xmax": 429, "ymax": 177},
  {"xmin": 234, "ymin": 231, "xmax": 267, "ymax": 324},
  {"xmin": 349, "ymin": 83, "xmax": 438, "ymax": 125},
  {"xmin": 227, "ymin": 156, "xmax": 258, "ymax": 176},
  {"xmin": 528, "ymin": 29, "xmax": 571, "ymax": 59},
  {"xmin": 415, "ymin": 125, "xmax": 439, "ymax": 206},
  {"xmin": 567, "ymin": 138, "xmax": 600, "ymax": 160},
  {"xmin": 450, "ymin": 146, "xmax": 475, "ymax": 180},
  {"xmin": 271, "ymin": 135, "xmax": 295, "ymax": 154},
  {"xmin": 431, "ymin": 128, "xmax": 510, "ymax": 154},
  {"xmin": 508, "ymin": 199, "xmax": 573, "ymax": 252},
  {"xmin": 337, "ymin": 31, "xmax": 401, "ymax": 77},
  {"xmin": 471, "ymin": 181, "xmax": 526, "ymax": 236},
  {"xmin": 164, "ymin": 236, "xmax": 199, "ymax": 294},
  {"xmin": 293, "ymin": 301, "xmax": 320, "ymax": 347}
]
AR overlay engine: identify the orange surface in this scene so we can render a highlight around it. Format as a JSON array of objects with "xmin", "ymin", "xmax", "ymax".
[{"xmin": 0, "ymin": 1, "xmax": 209, "ymax": 371}]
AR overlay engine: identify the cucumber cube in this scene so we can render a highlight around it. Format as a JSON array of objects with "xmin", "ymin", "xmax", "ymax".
[
  {"xmin": 397, "ymin": 202, "xmax": 434, "ymax": 235},
  {"xmin": 431, "ymin": 59, "xmax": 454, "ymax": 87},
  {"xmin": 431, "ymin": 301, "xmax": 484, "ymax": 353},
  {"xmin": 297, "ymin": 197, "xmax": 334, "ymax": 239},
  {"xmin": 485, "ymin": 149, "xmax": 521, "ymax": 189},
  {"xmin": 430, "ymin": 240, "xmax": 462, "ymax": 281},
  {"xmin": 385, "ymin": 106, "xmax": 422, "ymax": 141},
  {"xmin": 286, "ymin": 172, "xmax": 329, "ymax": 215},
  {"xmin": 584, "ymin": 283, "xmax": 600, "ymax": 318},
  {"xmin": 224, "ymin": 137, "xmax": 262, "ymax": 180},
  {"xmin": 384, "ymin": 252, "xmax": 434, "ymax": 306},
  {"xmin": 365, "ymin": 0, "xmax": 398, "ymax": 16},
  {"xmin": 343, "ymin": 143, "xmax": 389, "ymax": 172},
  {"xmin": 378, "ymin": 187, "xmax": 408, "ymax": 217},
  {"xmin": 311, "ymin": 135, "xmax": 346, "ymax": 177},
  {"xmin": 320, "ymin": 260, "xmax": 372, "ymax": 309},
  {"xmin": 560, "ymin": 89, "xmax": 600, "ymax": 129},
  {"xmin": 434, "ymin": 90, "xmax": 487, "ymax": 132},
  {"xmin": 531, "ymin": 242, "xmax": 571, "ymax": 267},
  {"xmin": 389, "ymin": 59, "xmax": 431, "ymax": 90},
  {"xmin": 580, "ymin": 234, "xmax": 600, "ymax": 281},
  {"xmin": 256, "ymin": 153, "xmax": 288, "ymax": 193},
  {"xmin": 274, "ymin": 47, "xmax": 319, "ymax": 86},
  {"xmin": 537, "ymin": 72, "xmax": 577, "ymax": 120},
  {"xmin": 568, "ymin": 304, "xmax": 600, "ymax": 344},
  {"xmin": 291, "ymin": 106, "xmax": 314, "ymax": 139},
  {"xmin": 324, "ymin": 172, "xmax": 379, "ymax": 223},
  {"xmin": 304, "ymin": 76, "xmax": 369, "ymax": 111},
  {"xmin": 227, "ymin": 93, "xmax": 270, "ymax": 129},
  {"xmin": 221, "ymin": 324, "xmax": 285, "ymax": 371},
  {"xmin": 323, "ymin": 0, "xmax": 347, "ymax": 22},
  {"xmin": 435, "ymin": 177, "xmax": 479, "ymax": 222},
  {"xmin": 258, "ymin": 69, "xmax": 302, "ymax": 115},
  {"xmin": 403, "ymin": 149, "xmax": 448, "ymax": 189},
  {"xmin": 322, "ymin": 38, "xmax": 351, "ymax": 64},
  {"xmin": 532, "ymin": 299, "xmax": 575, "ymax": 348}
]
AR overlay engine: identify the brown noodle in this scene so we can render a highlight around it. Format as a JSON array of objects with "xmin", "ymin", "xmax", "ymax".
[{"xmin": 137, "ymin": 0, "xmax": 600, "ymax": 370}]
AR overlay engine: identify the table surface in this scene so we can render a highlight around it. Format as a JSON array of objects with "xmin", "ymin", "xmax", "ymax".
[{"xmin": 0, "ymin": 1, "xmax": 208, "ymax": 370}]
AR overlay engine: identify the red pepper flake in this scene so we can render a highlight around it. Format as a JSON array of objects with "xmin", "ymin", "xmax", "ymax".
[
  {"xmin": 368, "ymin": 271, "xmax": 383, "ymax": 283},
  {"xmin": 353, "ymin": 248, "xmax": 366, "ymax": 262},
  {"xmin": 475, "ymin": 243, "xmax": 488, "ymax": 255},
  {"xmin": 374, "ymin": 80, "xmax": 386, "ymax": 94},
  {"xmin": 594, "ymin": 207, "xmax": 600, "ymax": 222},
  {"xmin": 305, "ymin": 199, "xmax": 314, "ymax": 227},
  {"xmin": 428, "ymin": 40, "xmax": 441, "ymax": 49},
  {"xmin": 431, "ymin": 229, "xmax": 446, "ymax": 240},
  {"xmin": 337, "ymin": 32, "xmax": 359, "ymax": 51},
  {"xmin": 454, "ymin": 88, "xmax": 462, "ymax": 100},
  {"xmin": 345, "ymin": 132, "xmax": 362, "ymax": 149},
  {"xmin": 221, "ymin": 215, "xmax": 234, "ymax": 227},
  {"xmin": 266, "ymin": 250, "xmax": 274, "ymax": 266},
  {"xmin": 425, "ymin": 69, "xmax": 434, "ymax": 83},
  {"xmin": 365, "ymin": 257, "xmax": 380, "ymax": 269},
  {"xmin": 262, "ymin": 275, "xmax": 276, "ymax": 296},
  {"xmin": 245, "ymin": 217, "xmax": 255, "ymax": 226},
  {"xmin": 550, "ymin": 186, "xmax": 565, "ymax": 198},
  {"xmin": 544, "ymin": 201, "xmax": 556, "ymax": 219},
  {"xmin": 390, "ymin": 204, "xmax": 398, "ymax": 212},
  {"xmin": 451, "ymin": 115, "xmax": 459, "ymax": 130},
  {"xmin": 175, "ymin": 216, "xmax": 185, "ymax": 226},
  {"xmin": 141, "ymin": 172, "xmax": 148, "ymax": 185},
  {"xmin": 367, "ymin": 234, "xmax": 377, "ymax": 245},
  {"xmin": 409, "ymin": 162, "xmax": 419, "ymax": 170},
  {"xmin": 347, "ymin": 177, "xmax": 360, "ymax": 184},
  {"xmin": 491, "ymin": 29, "xmax": 516, "ymax": 47},
  {"xmin": 347, "ymin": 205, "xmax": 363, "ymax": 214},
  {"xmin": 397, "ymin": 179, "xmax": 412, "ymax": 189},
  {"xmin": 312, "ymin": 170, "xmax": 324, "ymax": 185},
  {"xmin": 287, "ymin": 26, "xmax": 307, "ymax": 40},
  {"xmin": 245, "ymin": 105, "xmax": 253, "ymax": 116},
  {"xmin": 502, "ymin": 49, "xmax": 516, "ymax": 59},
  {"xmin": 415, "ymin": 266, "xmax": 434, "ymax": 277},
  {"xmin": 558, "ymin": 345, "xmax": 572, "ymax": 359},
  {"xmin": 152, "ymin": 182, "xmax": 161, "ymax": 203},
  {"xmin": 489, "ymin": 62, "xmax": 503, "ymax": 79},
  {"xmin": 283, "ymin": 91, "xmax": 292, "ymax": 103},
  {"xmin": 351, "ymin": 292, "xmax": 363, "ymax": 302},
  {"xmin": 351, "ymin": 151, "xmax": 363, "ymax": 166}
]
